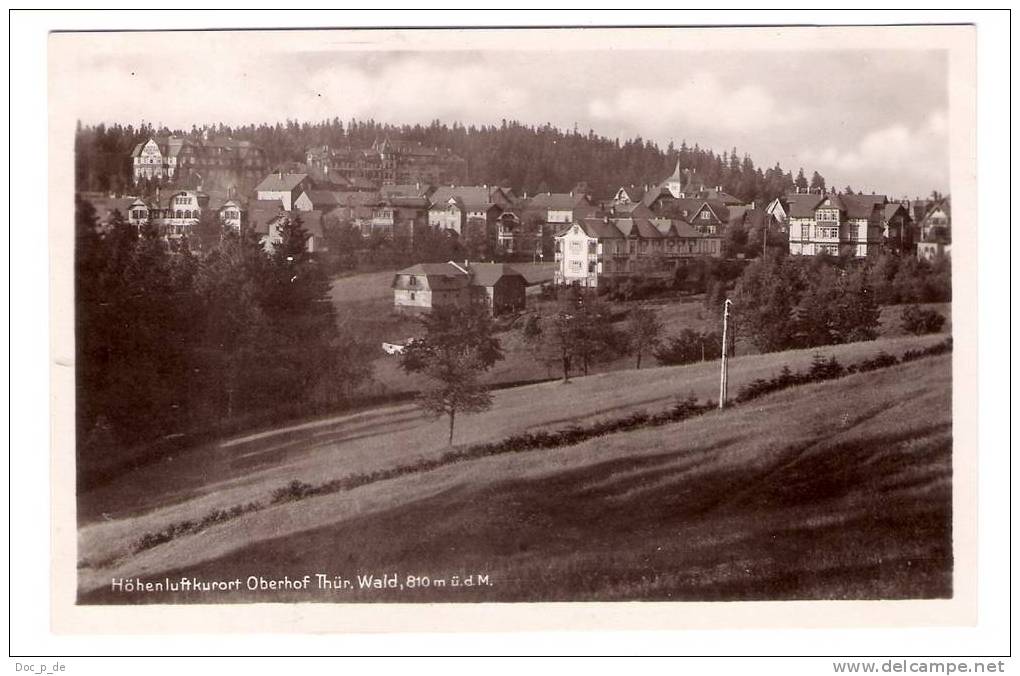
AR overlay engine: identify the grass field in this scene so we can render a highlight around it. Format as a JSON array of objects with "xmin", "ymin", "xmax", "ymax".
[{"xmin": 77, "ymin": 333, "xmax": 951, "ymax": 602}]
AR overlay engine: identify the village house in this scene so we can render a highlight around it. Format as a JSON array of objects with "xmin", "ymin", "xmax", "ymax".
[
  {"xmin": 786, "ymin": 190, "xmax": 887, "ymax": 257},
  {"xmin": 254, "ymin": 209, "xmax": 327, "ymax": 254},
  {"xmin": 553, "ymin": 215, "xmax": 722, "ymax": 288},
  {"xmin": 158, "ymin": 189, "xmax": 209, "ymax": 239},
  {"xmin": 254, "ymin": 171, "xmax": 313, "ymax": 211},
  {"xmin": 915, "ymin": 197, "xmax": 951, "ymax": 260},
  {"xmin": 882, "ymin": 202, "xmax": 914, "ymax": 254},
  {"xmin": 131, "ymin": 134, "xmax": 269, "ymax": 193},
  {"xmin": 367, "ymin": 196, "xmax": 431, "ymax": 239},
  {"xmin": 305, "ymin": 140, "xmax": 466, "ymax": 188},
  {"xmin": 391, "ymin": 261, "xmax": 527, "ymax": 315},
  {"xmin": 426, "ymin": 185, "xmax": 513, "ymax": 236},
  {"xmin": 322, "ymin": 191, "xmax": 384, "ymax": 235},
  {"xmin": 917, "ymin": 197, "xmax": 951, "ymax": 243}
]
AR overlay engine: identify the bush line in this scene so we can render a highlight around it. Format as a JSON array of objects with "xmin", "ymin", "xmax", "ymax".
[{"xmin": 133, "ymin": 337, "xmax": 952, "ymax": 554}]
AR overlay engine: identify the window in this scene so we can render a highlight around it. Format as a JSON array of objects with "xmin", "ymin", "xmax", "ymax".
[
  {"xmin": 409, "ymin": 292, "xmax": 416, "ymax": 301},
  {"xmin": 569, "ymin": 241, "xmax": 582, "ymax": 253},
  {"xmin": 409, "ymin": 276, "xmax": 417, "ymax": 286},
  {"xmin": 700, "ymin": 210, "xmax": 711, "ymax": 220}
]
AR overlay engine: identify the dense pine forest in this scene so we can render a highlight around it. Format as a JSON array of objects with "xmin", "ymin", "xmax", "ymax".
[{"xmin": 75, "ymin": 117, "xmax": 820, "ymax": 203}]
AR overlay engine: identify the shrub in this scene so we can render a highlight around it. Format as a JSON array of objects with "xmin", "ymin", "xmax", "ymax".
[
  {"xmin": 856, "ymin": 352, "xmax": 899, "ymax": 373},
  {"xmin": 271, "ymin": 479, "xmax": 316, "ymax": 504},
  {"xmin": 654, "ymin": 329, "xmax": 722, "ymax": 366},
  {"xmin": 901, "ymin": 304, "xmax": 946, "ymax": 335}
]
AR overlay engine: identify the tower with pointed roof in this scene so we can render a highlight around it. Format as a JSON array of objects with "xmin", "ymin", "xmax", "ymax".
[{"xmin": 664, "ymin": 159, "xmax": 684, "ymax": 198}]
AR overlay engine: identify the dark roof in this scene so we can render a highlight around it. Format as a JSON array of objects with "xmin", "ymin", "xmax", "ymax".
[
  {"xmin": 303, "ymin": 190, "xmax": 342, "ymax": 210},
  {"xmin": 883, "ymin": 202, "xmax": 909, "ymax": 221},
  {"xmin": 469, "ymin": 263, "xmax": 526, "ymax": 287},
  {"xmin": 249, "ymin": 199, "xmax": 286, "ymax": 230},
  {"xmin": 610, "ymin": 202, "xmax": 654, "ymax": 219},
  {"xmin": 255, "ymin": 173, "xmax": 309, "ymax": 193},
  {"xmin": 576, "ymin": 218, "xmax": 625, "ymax": 239},
  {"xmin": 386, "ymin": 196, "xmax": 430, "ymax": 209},
  {"xmin": 615, "ymin": 185, "xmax": 647, "ymax": 202},
  {"xmin": 430, "ymin": 185, "xmax": 510, "ymax": 211},
  {"xmin": 528, "ymin": 192, "xmax": 588, "ymax": 210},
  {"xmin": 672, "ymin": 221, "xmax": 706, "ymax": 238},
  {"xmin": 785, "ymin": 192, "xmax": 827, "ymax": 218},
  {"xmin": 380, "ymin": 183, "xmax": 434, "ymax": 199},
  {"xmin": 641, "ymin": 186, "xmax": 674, "ymax": 208},
  {"xmin": 333, "ymin": 191, "xmax": 383, "ymax": 207},
  {"xmin": 837, "ymin": 193, "xmax": 887, "ymax": 219}
]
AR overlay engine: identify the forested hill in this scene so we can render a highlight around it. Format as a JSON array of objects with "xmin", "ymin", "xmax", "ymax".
[{"xmin": 75, "ymin": 118, "xmax": 825, "ymax": 203}]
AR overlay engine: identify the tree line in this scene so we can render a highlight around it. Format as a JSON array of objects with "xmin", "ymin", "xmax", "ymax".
[
  {"xmin": 75, "ymin": 118, "xmax": 824, "ymax": 205},
  {"xmin": 75, "ymin": 197, "xmax": 373, "ymax": 475}
]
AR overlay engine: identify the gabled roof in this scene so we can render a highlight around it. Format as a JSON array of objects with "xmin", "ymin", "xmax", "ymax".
[
  {"xmin": 333, "ymin": 191, "xmax": 383, "ymax": 208},
  {"xmin": 255, "ymin": 173, "xmax": 309, "ymax": 193},
  {"xmin": 391, "ymin": 260, "xmax": 522, "ymax": 289},
  {"xmin": 919, "ymin": 197, "xmax": 951, "ymax": 223},
  {"xmin": 380, "ymin": 183, "xmax": 435, "ymax": 199},
  {"xmin": 700, "ymin": 187, "xmax": 744, "ymax": 206},
  {"xmin": 673, "ymin": 220, "xmax": 706, "ymax": 238},
  {"xmin": 302, "ymin": 190, "xmax": 342, "ymax": 210},
  {"xmin": 614, "ymin": 184, "xmax": 647, "ymax": 202},
  {"xmin": 386, "ymin": 195, "xmax": 430, "ymax": 209},
  {"xmin": 839, "ymin": 193, "xmax": 887, "ymax": 219},
  {"xmin": 575, "ymin": 217, "xmax": 625, "ymax": 239},
  {"xmin": 430, "ymin": 185, "xmax": 505, "ymax": 212},
  {"xmin": 249, "ymin": 199, "xmax": 286, "ymax": 230},
  {"xmin": 883, "ymin": 202, "xmax": 910, "ymax": 221},
  {"xmin": 784, "ymin": 192, "xmax": 827, "ymax": 218},
  {"xmin": 608, "ymin": 201, "xmax": 654, "ymax": 219},
  {"xmin": 641, "ymin": 185, "xmax": 674, "ymax": 208},
  {"xmin": 469, "ymin": 263, "xmax": 526, "ymax": 287},
  {"xmin": 529, "ymin": 192, "xmax": 588, "ymax": 210}
]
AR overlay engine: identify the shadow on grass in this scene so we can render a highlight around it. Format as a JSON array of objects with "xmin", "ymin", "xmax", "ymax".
[{"xmin": 80, "ymin": 419, "xmax": 952, "ymax": 604}]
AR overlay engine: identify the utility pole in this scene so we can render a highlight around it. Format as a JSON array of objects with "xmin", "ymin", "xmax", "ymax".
[{"xmin": 719, "ymin": 299, "xmax": 732, "ymax": 409}]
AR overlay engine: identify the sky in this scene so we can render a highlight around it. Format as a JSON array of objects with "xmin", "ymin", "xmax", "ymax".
[{"xmin": 69, "ymin": 43, "xmax": 949, "ymax": 199}]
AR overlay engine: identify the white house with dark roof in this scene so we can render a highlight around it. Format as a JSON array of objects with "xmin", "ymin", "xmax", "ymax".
[
  {"xmin": 254, "ymin": 209, "xmax": 327, "ymax": 254},
  {"xmin": 786, "ymin": 191, "xmax": 887, "ymax": 257},
  {"xmin": 554, "ymin": 215, "xmax": 721, "ymax": 288},
  {"xmin": 391, "ymin": 261, "xmax": 527, "ymax": 315},
  {"xmin": 255, "ymin": 171, "xmax": 313, "ymax": 211}
]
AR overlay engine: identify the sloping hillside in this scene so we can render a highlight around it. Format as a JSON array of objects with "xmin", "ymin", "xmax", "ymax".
[{"xmin": 79, "ymin": 346, "xmax": 952, "ymax": 602}]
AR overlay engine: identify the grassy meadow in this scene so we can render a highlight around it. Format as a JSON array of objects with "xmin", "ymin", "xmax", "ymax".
[{"xmin": 77, "ymin": 333, "xmax": 952, "ymax": 602}]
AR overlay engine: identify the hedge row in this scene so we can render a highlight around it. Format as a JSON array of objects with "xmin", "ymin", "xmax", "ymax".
[
  {"xmin": 133, "ymin": 501, "xmax": 261, "ymax": 553},
  {"xmin": 736, "ymin": 337, "xmax": 952, "ymax": 404}
]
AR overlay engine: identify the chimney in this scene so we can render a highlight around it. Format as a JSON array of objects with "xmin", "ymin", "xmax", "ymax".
[{"xmin": 277, "ymin": 169, "xmax": 283, "ymax": 180}]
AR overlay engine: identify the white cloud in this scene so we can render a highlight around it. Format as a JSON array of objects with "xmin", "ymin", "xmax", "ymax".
[
  {"xmin": 304, "ymin": 59, "xmax": 532, "ymax": 125},
  {"xmin": 798, "ymin": 111, "xmax": 949, "ymax": 194},
  {"xmin": 587, "ymin": 72, "xmax": 804, "ymax": 135}
]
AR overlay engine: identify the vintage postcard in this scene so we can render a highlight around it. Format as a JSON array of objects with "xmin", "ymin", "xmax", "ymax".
[{"xmin": 49, "ymin": 24, "xmax": 978, "ymax": 633}]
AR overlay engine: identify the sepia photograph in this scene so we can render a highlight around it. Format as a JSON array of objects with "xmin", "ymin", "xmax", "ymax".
[{"xmin": 45, "ymin": 22, "xmax": 979, "ymax": 632}]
